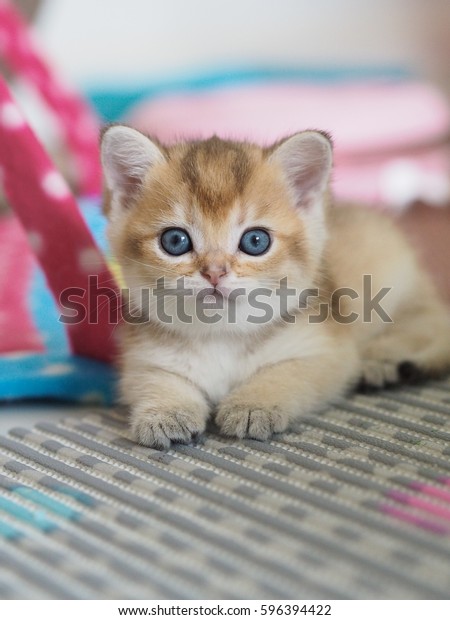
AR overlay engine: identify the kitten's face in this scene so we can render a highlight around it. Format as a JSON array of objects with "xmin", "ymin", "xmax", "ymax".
[{"xmin": 102, "ymin": 129, "xmax": 332, "ymax": 334}]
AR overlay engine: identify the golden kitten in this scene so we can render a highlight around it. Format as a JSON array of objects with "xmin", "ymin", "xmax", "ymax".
[{"xmin": 101, "ymin": 126, "xmax": 450, "ymax": 448}]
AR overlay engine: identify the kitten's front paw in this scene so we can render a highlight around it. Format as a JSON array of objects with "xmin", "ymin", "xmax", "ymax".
[
  {"xmin": 360, "ymin": 360, "xmax": 399, "ymax": 389},
  {"xmin": 216, "ymin": 402, "xmax": 288, "ymax": 441},
  {"xmin": 130, "ymin": 406, "xmax": 207, "ymax": 449}
]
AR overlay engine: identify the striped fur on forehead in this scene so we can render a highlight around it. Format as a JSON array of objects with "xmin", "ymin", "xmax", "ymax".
[{"xmin": 176, "ymin": 136, "xmax": 257, "ymax": 214}]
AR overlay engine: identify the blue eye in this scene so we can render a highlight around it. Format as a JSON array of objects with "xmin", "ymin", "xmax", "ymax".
[
  {"xmin": 239, "ymin": 228, "xmax": 271, "ymax": 256},
  {"xmin": 160, "ymin": 228, "xmax": 192, "ymax": 256}
]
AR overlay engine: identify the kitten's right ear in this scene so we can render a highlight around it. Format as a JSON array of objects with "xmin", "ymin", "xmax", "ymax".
[
  {"xmin": 100, "ymin": 125, "xmax": 165, "ymax": 214},
  {"xmin": 268, "ymin": 131, "xmax": 332, "ymax": 211}
]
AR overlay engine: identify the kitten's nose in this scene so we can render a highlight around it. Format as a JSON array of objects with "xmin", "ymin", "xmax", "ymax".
[{"xmin": 201, "ymin": 265, "xmax": 228, "ymax": 287}]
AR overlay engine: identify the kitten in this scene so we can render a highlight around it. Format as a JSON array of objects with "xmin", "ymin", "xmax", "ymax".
[{"xmin": 101, "ymin": 126, "xmax": 450, "ymax": 449}]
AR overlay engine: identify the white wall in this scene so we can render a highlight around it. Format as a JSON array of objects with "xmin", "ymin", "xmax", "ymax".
[{"xmin": 36, "ymin": 0, "xmax": 450, "ymax": 94}]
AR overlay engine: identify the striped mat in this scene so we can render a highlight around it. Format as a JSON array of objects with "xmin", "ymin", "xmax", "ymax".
[{"xmin": 1, "ymin": 378, "xmax": 450, "ymax": 599}]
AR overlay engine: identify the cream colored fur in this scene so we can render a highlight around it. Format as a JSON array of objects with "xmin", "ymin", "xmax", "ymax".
[{"xmin": 101, "ymin": 126, "xmax": 450, "ymax": 449}]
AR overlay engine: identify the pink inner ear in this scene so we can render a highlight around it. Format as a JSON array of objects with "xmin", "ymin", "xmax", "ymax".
[
  {"xmin": 116, "ymin": 165, "xmax": 146, "ymax": 204},
  {"xmin": 288, "ymin": 157, "xmax": 327, "ymax": 198},
  {"xmin": 274, "ymin": 134, "xmax": 332, "ymax": 206}
]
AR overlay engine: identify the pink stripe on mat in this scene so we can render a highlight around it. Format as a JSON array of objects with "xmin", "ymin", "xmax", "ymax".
[
  {"xmin": 388, "ymin": 490, "xmax": 450, "ymax": 522},
  {"xmin": 381, "ymin": 504, "xmax": 449, "ymax": 535},
  {"xmin": 410, "ymin": 481, "xmax": 450, "ymax": 504}
]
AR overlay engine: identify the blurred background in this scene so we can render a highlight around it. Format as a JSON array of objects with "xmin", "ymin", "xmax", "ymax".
[{"xmin": 34, "ymin": 0, "xmax": 450, "ymax": 97}]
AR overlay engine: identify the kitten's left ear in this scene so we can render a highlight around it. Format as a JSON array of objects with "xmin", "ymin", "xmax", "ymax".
[{"xmin": 269, "ymin": 131, "xmax": 332, "ymax": 209}]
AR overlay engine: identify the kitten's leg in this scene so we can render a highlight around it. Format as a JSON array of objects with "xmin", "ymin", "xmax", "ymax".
[
  {"xmin": 121, "ymin": 368, "xmax": 210, "ymax": 449},
  {"xmin": 360, "ymin": 297, "xmax": 450, "ymax": 388},
  {"xmin": 216, "ymin": 341, "xmax": 359, "ymax": 441}
]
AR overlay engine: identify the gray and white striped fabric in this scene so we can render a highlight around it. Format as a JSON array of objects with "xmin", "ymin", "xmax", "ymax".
[{"xmin": 1, "ymin": 378, "xmax": 450, "ymax": 599}]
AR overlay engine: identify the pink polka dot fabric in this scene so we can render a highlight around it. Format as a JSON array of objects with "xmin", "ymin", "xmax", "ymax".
[
  {"xmin": 0, "ymin": 0, "xmax": 118, "ymax": 364},
  {"xmin": 0, "ymin": 78, "xmax": 118, "ymax": 363},
  {"xmin": 0, "ymin": 0, "xmax": 101, "ymax": 195},
  {"xmin": 0, "ymin": 215, "xmax": 44, "ymax": 354}
]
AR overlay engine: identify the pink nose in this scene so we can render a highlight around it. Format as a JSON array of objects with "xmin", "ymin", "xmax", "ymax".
[{"xmin": 201, "ymin": 266, "xmax": 227, "ymax": 287}]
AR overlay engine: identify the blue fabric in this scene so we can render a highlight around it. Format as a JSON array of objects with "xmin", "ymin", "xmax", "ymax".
[{"xmin": 0, "ymin": 352, "xmax": 117, "ymax": 405}]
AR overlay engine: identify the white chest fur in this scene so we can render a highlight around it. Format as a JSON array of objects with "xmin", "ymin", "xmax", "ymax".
[{"xmin": 132, "ymin": 319, "xmax": 330, "ymax": 405}]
